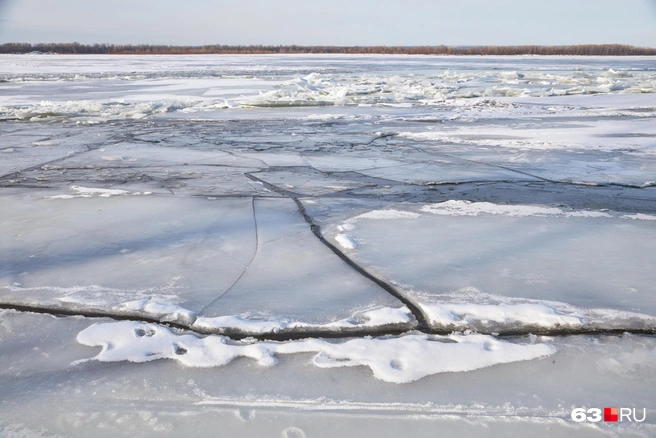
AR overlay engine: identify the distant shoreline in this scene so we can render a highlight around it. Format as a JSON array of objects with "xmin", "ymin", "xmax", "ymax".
[{"xmin": 2, "ymin": 43, "xmax": 655, "ymax": 56}]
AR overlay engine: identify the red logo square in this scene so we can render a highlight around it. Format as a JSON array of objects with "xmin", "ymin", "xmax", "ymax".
[{"xmin": 604, "ymin": 408, "xmax": 618, "ymax": 422}]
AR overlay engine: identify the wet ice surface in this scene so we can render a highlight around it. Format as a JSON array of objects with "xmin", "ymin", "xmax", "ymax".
[{"xmin": 1, "ymin": 54, "xmax": 655, "ymax": 436}]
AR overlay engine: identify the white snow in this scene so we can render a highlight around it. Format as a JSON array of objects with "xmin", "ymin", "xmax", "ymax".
[
  {"xmin": 47, "ymin": 185, "xmax": 133, "ymax": 199},
  {"xmin": 121, "ymin": 299, "xmax": 196, "ymax": 324},
  {"xmin": 193, "ymin": 306, "xmax": 414, "ymax": 334},
  {"xmin": 348, "ymin": 209, "xmax": 422, "ymax": 222},
  {"xmin": 621, "ymin": 213, "xmax": 656, "ymax": 221},
  {"xmin": 76, "ymin": 321, "xmax": 556, "ymax": 384},
  {"xmin": 420, "ymin": 303, "xmax": 582, "ymax": 329},
  {"xmin": 420, "ymin": 200, "xmax": 613, "ymax": 218},
  {"xmin": 335, "ymin": 234, "xmax": 358, "ymax": 249}
]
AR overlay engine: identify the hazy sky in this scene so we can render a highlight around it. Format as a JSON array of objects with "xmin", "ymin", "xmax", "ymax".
[{"xmin": 1, "ymin": 0, "xmax": 655, "ymax": 46}]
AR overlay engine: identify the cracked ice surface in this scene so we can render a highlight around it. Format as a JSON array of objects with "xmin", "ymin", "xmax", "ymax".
[
  {"xmin": 1, "ymin": 54, "xmax": 656, "ymax": 436},
  {"xmin": 0, "ymin": 194, "xmax": 412, "ymax": 334},
  {"xmin": 313, "ymin": 199, "xmax": 656, "ymax": 332}
]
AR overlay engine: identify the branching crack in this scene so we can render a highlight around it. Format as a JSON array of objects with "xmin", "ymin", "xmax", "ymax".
[
  {"xmin": 1, "ymin": 303, "xmax": 653, "ymax": 342},
  {"xmin": 244, "ymin": 172, "xmax": 432, "ymax": 331}
]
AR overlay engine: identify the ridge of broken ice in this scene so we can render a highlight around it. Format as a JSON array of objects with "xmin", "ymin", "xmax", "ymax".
[
  {"xmin": 3, "ymin": 55, "xmax": 656, "ymax": 122},
  {"xmin": 192, "ymin": 306, "xmax": 415, "ymax": 334},
  {"xmin": 407, "ymin": 288, "xmax": 656, "ymax": 333},
  {"xmin": 75, "ymin": 320, "xmax": 556, "ymax": 384},
  {"xmin": 1, "ymin": 288, "xmax": 415, "ymax": 335}
]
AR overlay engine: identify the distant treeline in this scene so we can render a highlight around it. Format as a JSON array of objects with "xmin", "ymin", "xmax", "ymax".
[{"xmin": 2, "ymin": 43, "xmax": 655, "ymax": 56}]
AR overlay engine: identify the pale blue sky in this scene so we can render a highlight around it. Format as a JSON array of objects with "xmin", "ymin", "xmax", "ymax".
[{"xmin": 1, "ymin": 0, "xmax": 655, "ymax": 46}]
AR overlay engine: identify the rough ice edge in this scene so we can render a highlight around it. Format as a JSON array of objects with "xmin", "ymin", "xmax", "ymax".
[
  {"xmin": 420, "ymin": 200, "xmax": 656, "ymax": 220},
  {"xmin": 420, "ymin": 303, "xmax": 583, "ymax": 330},
  {"xmin": 1, "ymin": 286, "xmax": 416, "ymax": 335},
  {"xmin": 399, "ymin": 287, "xmax": 656, "ymax": 332},
  {"xmin": 192, "ymin": 306, "xmax": 415, "ymax": 334},
  {"xmin": 75, "ymin": 321, "xmax": 556, "ymax": 384},
  {"xmin": 46, "ymin": 186, "xmax": 152, "ymax": 199}
]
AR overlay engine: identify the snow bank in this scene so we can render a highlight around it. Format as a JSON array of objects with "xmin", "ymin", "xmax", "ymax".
[{"xmin": 76, "ymin": 321, "xmax": 556, "ymax": 383}]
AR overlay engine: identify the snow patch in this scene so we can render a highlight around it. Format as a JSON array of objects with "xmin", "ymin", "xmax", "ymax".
[
  {"xmin": 348, "ymin": 209, "xmax": 422, "ymax": 222},
  {"xmin": 121, "ymin": 299, "xmax": 195, "ymax": 324},
  {"xmin": 46, "ymin": 186, "xmax": 149, "ymax": 199},
  {"xmin": 421, "ymin": 200, "xmax": 614, "ymax": 218},
  {"xmin": 421, "ymin": 303, "xmax": 582, "ymax": 329},
  {"xmin": 76, "ymin": 321, "xmax": 556, "ymax": 383},
  {"xmin": 101, "ymin": 156, "xmax": 124, "ymax": 161},
  {"xmin": 193, "ymin": 306, "xmax": 414, "ymax": 334},
  {"xmin": 335, "ymin": 234, "xmax": 358, "ymax": 249},
  {"xmin": 403, "ymin": 287, "xmax": 656, "ymax": 332},
  {"xmin": 621, "ymin": 213, "xmax": 656, "ymax": 221}
]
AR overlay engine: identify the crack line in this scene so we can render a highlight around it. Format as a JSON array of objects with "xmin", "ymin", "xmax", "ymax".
[
  {"xmin": 244, "ymin": 172, "xmax": 432, "ymax": 332},
  {"xmin": 199, "ymin": 196, "xmax": 259, "ymax": 313},
  {"xmin": 1, "ymin": 304, "xmax": 654, "ymax": 342}
]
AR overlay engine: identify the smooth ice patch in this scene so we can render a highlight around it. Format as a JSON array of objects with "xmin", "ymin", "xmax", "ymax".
[
  {"xmin": 75, "ymin": 321, "xmax": 556, "ymax": 383},
  {"xmin": 333, "ymin": 209, "xmax": 422, "ymax": 247}
]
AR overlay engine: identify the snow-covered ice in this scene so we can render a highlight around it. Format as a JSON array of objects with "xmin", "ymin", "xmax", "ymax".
[{"xmin": 1, "ymin": 54, "xmax": 655, "ymax": 436}]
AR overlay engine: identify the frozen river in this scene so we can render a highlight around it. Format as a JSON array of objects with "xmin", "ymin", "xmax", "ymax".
[{"xmin": 1, "ymin": 54, "xmax": 655, "ymax": 436}]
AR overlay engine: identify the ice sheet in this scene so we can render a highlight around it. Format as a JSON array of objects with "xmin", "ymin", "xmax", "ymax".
[
  {"xmin": 200, "ymin": 198, "xmax": 411, "ymax": 332},
  {"xmin": 0, "ymin": 195, "xmax": 257, "ymax": 318},
  {"xmin": 317, "ymin": 200, "xmax": 656, "ymax": 330},
  {"xmin": 1, "ymin": 311, "xmax": 655, "ymax": 436}
]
